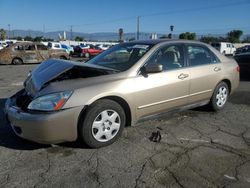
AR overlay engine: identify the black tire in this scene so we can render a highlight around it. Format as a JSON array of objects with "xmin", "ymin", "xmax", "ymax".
[
  {"xmin": 79, "ymin": 99, "xmax": 126, "ymax": 148},
  {"xmin": 12, "ymin": 58, "xmax": 23, "ymax": 65},
  {"xmin": 208, "ymin": 82, "xmax": 229, "ymax": 111},
  {"xmin": 60, "ymin": 56, "xmax": 67, "ymax": 60}
]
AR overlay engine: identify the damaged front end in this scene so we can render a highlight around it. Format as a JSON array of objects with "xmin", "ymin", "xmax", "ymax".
[
  {"xmin": 8, "ymin": 59, "xmax": 118, "ymax": 112},
  {"xmin": 24, "ymin": 59, "xmax": 118, "ymax": 97}
]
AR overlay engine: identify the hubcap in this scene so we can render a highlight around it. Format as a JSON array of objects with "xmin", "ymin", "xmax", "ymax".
[
  {"xmin": 216, "ymin": 86, "xmax": 228, "ymax": 107},
  {"xmin": 92, "ymin": 110, "xmax": 121, "ymax": 142}
]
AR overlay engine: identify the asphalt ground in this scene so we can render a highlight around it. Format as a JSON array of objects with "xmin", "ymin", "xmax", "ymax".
[{"xmin": 0, "ymin": 63, "xmax": 250, "ymax": 188}]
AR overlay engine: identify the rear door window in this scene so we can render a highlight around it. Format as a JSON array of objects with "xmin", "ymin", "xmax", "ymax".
[
  {"xmin": 187, "ymin": 45, "xmax": 220, "ymax": 66},
  {"xmin": 37, "ymin": 44, "xmax": 48, "ymax": 50},
  {"xmin": 25, "ymin": 44, "xmax": 36, "ymax": 51}
]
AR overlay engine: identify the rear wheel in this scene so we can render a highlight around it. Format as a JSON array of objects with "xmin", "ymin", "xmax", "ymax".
[
  {"xmin": 12, "ymin": 58, "xmax": 23, "ymax": 65},
  {"xmin": 208, "ymin": 82, "xmax": 229, "ymax": 111},
  {"xmin": 60, "ymin": 56, "xmax": 67, "ymax": 60},
  {"xmin": 79, "ymin": 99, "xmax": 125, "ymax": 148}
]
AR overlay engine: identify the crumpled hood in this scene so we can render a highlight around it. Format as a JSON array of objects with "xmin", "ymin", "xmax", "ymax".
[{"xmin": 24, "ymin": 59, "xmax": 118, "ymax": 97}]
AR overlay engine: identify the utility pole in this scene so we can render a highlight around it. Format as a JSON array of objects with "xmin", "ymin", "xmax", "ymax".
[
  {"xmin": 70, "ymin": 25, "xmax": 73, "ymax": 41},
  {"xmin": 8, "ymin": 24, "xmax": 10, "ymax": 39},
  {"xmin": 136, "ymin": 16, "xmax": 140, "ymax": 40},
  {"xmin": 118, "ymin": 28, "xmax": 124, "ymax": 42},
  {"xmin": 43, "ymin": 24, "xmax": 45, "ymax": 37}
]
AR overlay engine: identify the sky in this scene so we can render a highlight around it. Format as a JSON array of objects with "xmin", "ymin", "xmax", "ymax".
[{"xmin": 0, "ymin": 0, "xmax": 250, "ymax": 35}]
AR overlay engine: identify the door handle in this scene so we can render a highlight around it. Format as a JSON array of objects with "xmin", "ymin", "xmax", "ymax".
[
  {"xmin": 214, "ymin": 67, "xmax": 221, "ymax": 72},
  {"xmin": 178, "ymin": 73, "xmax": 189, "ymax": 80}
]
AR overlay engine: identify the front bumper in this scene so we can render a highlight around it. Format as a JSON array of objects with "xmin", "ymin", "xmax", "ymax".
[{"xmin": 5, "ymin": 94, "xmax": 83, "ymax": 144}]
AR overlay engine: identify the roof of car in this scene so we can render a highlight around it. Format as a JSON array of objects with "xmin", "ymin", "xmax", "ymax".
[
  {"xmin": 128, "ymin": 39, "xmax": 205, "ymax": 45},
  {"xmin": 14, "ymin": 42, "xmax": 44, "ymax": 45}
]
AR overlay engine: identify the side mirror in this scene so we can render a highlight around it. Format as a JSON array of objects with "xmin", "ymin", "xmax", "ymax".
[{"xmin": 144, "ymin": 63, "xmax": 163, "ymax": 73}]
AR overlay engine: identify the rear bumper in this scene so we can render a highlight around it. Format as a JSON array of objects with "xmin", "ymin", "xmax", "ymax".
[{"xmin": 5, "ymin": 96, "xmax": 83, "ymax": 144}]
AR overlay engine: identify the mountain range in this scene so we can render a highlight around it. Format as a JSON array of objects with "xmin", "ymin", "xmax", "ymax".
[
  {"xmin": 9, "ymin": 29, "xmax": 241, "ymax": 41},
  {"xmin": 10, "ymin": 30, "xmax": 160, "ymax": 41}
]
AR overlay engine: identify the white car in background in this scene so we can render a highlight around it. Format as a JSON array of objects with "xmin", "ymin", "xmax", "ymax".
[
  {"xmin": 97, "ymin": 44, "xmax": 111, "ymax": 50},
  {"xmin": 0, "ymin": 41, "xmax": 8, "ymax": 49},
  {"xmin": 211, "ymin": 42, "xmax": 236, "ymax": 56}
]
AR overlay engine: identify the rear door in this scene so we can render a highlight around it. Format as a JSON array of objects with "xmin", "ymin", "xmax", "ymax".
[
  {"xmin": 23, "ymin": 44, "xmax": 39, "ymax": 63},
  {"xmin": 186, "ymin": 44, "xmax": 222, "ymax": 103},
  {"xmin": 37, "ymin": 44, "xmax": 50, "ymax": 61}
]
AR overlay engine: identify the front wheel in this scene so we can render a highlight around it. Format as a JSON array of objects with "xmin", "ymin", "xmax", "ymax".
[
  {"xmin": 208, "ymin": 82, "xmax": 229, "ymax": 111},
  {"xmin": 79, "ymin": 99, "xmax": 126, "ymax": 148}
]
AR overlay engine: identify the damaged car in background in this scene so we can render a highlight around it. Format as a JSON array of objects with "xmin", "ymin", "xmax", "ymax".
[
  {"xmin": 0, "ymin": 42, "xmax": 69, "ymax": 65},
  {"xmin": 5, "ymin": 40, "xmax": 239, "ymax": 148}
]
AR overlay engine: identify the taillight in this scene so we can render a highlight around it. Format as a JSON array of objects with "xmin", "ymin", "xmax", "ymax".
[
  {"xmin": 236, "ymin": 66, "xmax": 240, "ymax": 72},
  {"xmin": 82, "ymin": 49, "xmax": 87, "ymax": 53}
]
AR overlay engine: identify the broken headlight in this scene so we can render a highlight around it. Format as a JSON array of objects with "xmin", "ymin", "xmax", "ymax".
[{"xmin": 27, "ymin": 91, "xmax": 73, "ymax": 111}]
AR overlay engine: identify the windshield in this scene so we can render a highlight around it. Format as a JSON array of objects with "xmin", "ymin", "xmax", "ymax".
[{"xmin": 86, "ymin": 43, "xmax": 153, "ymax": 71}]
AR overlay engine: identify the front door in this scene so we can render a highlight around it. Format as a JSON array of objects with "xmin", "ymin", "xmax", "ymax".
[{"xmin": 134, "ymin": 44, "xmax": 190, "ymax": 119}]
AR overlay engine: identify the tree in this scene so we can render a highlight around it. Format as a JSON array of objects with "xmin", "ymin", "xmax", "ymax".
[
  {"xmin": 227, "ymin": 30, "xmax": 243, "ymax": 43},
  {"xmin": 33, "ymin": 36, "xmax": 43, "ymax": 42},
  {"xmin": 75, "ymin": 36, "xmax": 84, "ymax": 41},
  {"xmin": 179, "ymin": 32, "xmax": 196, "ymax": 40},
  {"xmin": 0, "ymin": 28, "xmax": 6, "ymax": 40},
  {"xmin": 43, "ymin": 38, "xmax": 54, "ymax": 42},
  {"xmin": 24, "ymin": 36, "xmax": 33, "ymax": 41},
  {"xmin": 200, "ymin": 36, "xmax": 220, "ymax": 44},
  {"xmin": 128, "ymin": 37, "xmax": 135, "ymax": 41},
  {"xmin": 16, "ymin": 36, "xmax": 23, "ymax": 41},
  {"xmin": 242, "ymin": 36, "xmax": 250, "ymax": 43},
  {"xmin": 159, "ymin": 35, "xmax": 168, "ymax": 39}
]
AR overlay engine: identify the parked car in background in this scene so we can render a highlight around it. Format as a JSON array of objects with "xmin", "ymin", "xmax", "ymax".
[
  {"xmin": 61, "ymin": 44, "xmax": 74, "ymax": 55},
  {"xmin": 5, "ymin": 40, "xmax": 239, "ymax": 148},
  {"xmin": 82, "ymin": 45, "xmax": 104, "ymax": 58},
  {"xmin": 71, "ymin": 45, "xmax": 83, "ymax": 57},
  {"xmin": 79, "ymin": 44, "xmax": 90, "ymax": 49},
  {"xmin": 234, "ymin": 50, "xmax": 250, "ymax": 80},
  {"xmin": 211, "ymin": 42, "xmax": 236, "ymax": 56},
  {"xmin": 0, "ymin": 41, "xmax": 8, "ymax": 48},
  {"xmin": 47, "ymin": 42, "xmax": 69, "ymax": 54},
  {"xmin": 0, "ymin": 42, "xmax": 69, "ymax": 65},
  {"xmin": 235, "ymin": 45, "xmax": 250, "ymax": 55},
  {"xmin": 97, "ymin": 44, "xmax": 111, "ymax": 50}
]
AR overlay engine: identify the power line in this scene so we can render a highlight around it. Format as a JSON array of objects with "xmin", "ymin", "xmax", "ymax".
[
  {"xmin": 70, "ymin": 0, "xmax": 250, "ymax": 29},
  {"xmin": 140, "ymin": 0, "xmax": 250, "ymax": 18}
]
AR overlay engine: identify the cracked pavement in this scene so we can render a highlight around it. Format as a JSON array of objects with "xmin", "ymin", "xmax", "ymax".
[{"xmin": 0, "ymin": 64, "xmax": 250, "ymax": 187}]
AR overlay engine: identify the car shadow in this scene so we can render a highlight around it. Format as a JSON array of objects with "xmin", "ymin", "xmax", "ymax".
[{"xmin": 0, "ymin": 98, "xmax": 90, "ymax": 150}]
